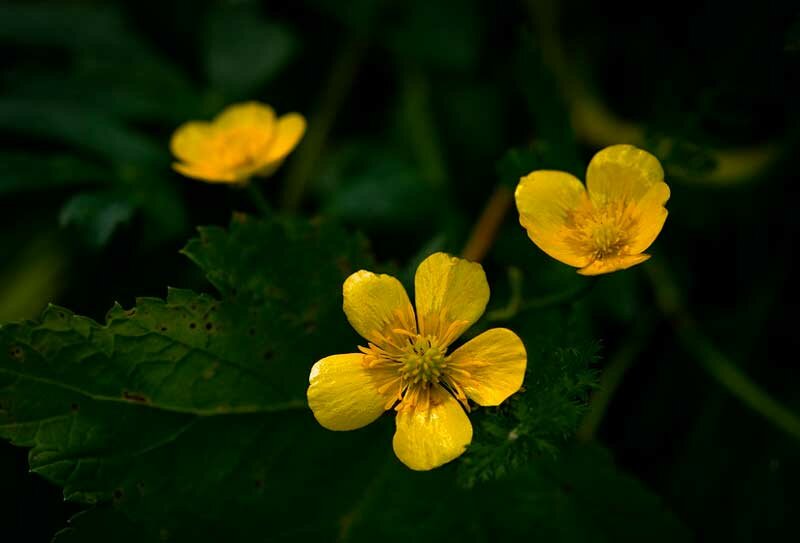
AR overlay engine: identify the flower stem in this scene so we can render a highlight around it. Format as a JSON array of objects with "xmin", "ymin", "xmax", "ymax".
[
  {"xmin": 461, "ymin": 184, "xmax": 514, "ymax": 262},
  {"xmin": 280, "ymin": 33, "xmax": 367, "ymax": 211},
  {"xmin": 519, "ymin": 276, "xmax": 599, "ymax": 311},
  {"xmin": 646, "ymin": 261, "xmax": 800, "ymax": 441},
  {"xmin": 487, "ymin": 273, "xmax": 599, "ymax": 321},
  {"xmin": 401, "ymin": 67, "xmax": 448, "ymax": 188},
  {"xmin": 245, "ymin": 182, "xmax": 271, "ymax": 217}
]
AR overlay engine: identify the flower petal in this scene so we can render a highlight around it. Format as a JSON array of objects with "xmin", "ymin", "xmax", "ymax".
[
  {"xmin": 170, "ymin": 121, "xmax": 214, "ymax": 164},
  {"xmin": 628, "ymin": 181, "xmax": 670, "ymax": 254},
  {"xmin": 263, "ymin": 113, "xmax": 306, "ymax": 163},
  {"xmin": 414, "ymin": 253, "xmax": 489, "ymax": 345},
  {"xmin": 446, "ymin": 328, "xmax": 526, "ymax": 406},
  {"xmin": 343, "ymin": 270, "xmax": 417, "ymax": 347},
  {"xmin": 172, "ymin": 162, "xmax": 243, "ymax": 184},
  {"xmin": 515, "ymin": 171, "xmax": 592, "ymax": 268},
  {"xmin": 585, "ymin": 144, "xmax": 665, "ymax": 206},
  {"xmin": 577, "ymin": 253, "xmax": 650, "ymax": 275},
  {"xmin": 307, "ymin": 353, "xmax": 389, "ymax": 431},
  {"xmin": 214, "ymin": 101, "xmax": 276, "ymax": 131},
  {"xmin": 393, "ymin": 386, "xmax": 472, "ymax": 471}
]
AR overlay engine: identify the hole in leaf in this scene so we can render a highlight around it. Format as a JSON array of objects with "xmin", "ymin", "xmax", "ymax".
[
  {"xmin": 8, "ymin": 346, "xmax": 24, "ymax": 361},
  {"xmin": 122, "ymin": 391, "xmax": 149, "ymax": 404},
  {"xmin": 189, "ymin": 322, "xmax": 197, "ymax": 330}
]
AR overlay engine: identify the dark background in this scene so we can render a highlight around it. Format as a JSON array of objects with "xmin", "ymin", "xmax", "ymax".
[{"xmin": 1, "ymin": 0, "xmax": 799, "ymax": 540}]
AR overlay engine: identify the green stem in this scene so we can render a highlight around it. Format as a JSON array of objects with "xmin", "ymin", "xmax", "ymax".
[
  {"xmin": 280, "ymin": 33, "xmax": 367, "ymax": 211},
  {"xmin": 401, "ymin": 67, "xmax": 448, "ymax": 188},
  {"xmin": 520, "ymin": 276, "xmax": 599, "ymax": 311},
  {"xmin": 487, "ymin": 275, "xmax": 598, "ymax": 321},
  {"xmin": 646, "ymin": 262, "xmax": 800, "ymax": 441},
  {"xmin": 245, "ymin": 182, "xmax": 271, "ymax": 217}
]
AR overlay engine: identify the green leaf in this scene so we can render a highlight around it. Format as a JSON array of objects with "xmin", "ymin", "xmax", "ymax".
[
  {"xmin": 0, "ymin": 99, "xmax": 163, "ymax": 165},
  {"xmin": 0, "ymin": 216, "xmax": 382, "ymax": 541},
  {"xmin": 59, "ymin": 191, "xmax": 135, "ymax": 248},
  {"xmin": 0, "ymin": 152, "xmax": 109, "ymax": 195},
  {"xmin": 385, "ymin": 0, "xmax": 481, "ymax": 72},
  {"xmin": 0, "ymin": 2, "xmax": 198, "ymax": 124},
  {"xmin": 316, "ymin": 146, "xmax": 440, "ymax": 230},
  {"xmin": 205, "ymin": 6, "xmax": 297, "ymax": 99},
  {"xmin": 0, "ymin": 3, "xmax": 138, "ymax": 51}
]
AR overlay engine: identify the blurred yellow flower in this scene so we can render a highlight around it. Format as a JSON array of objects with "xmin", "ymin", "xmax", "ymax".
[
  {"xmin": 170, "ymin": 101, "xmax": 306, "ymax": 184},
  {"xmin": 307, "ymin": 253, "xmax": 527, "ymax": 471},
  {"xmin": 514, "ymin": 144, "xmax": 670, "ymax": 275}
]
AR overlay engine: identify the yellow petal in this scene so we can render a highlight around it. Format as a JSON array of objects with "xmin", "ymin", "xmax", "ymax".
[
  {"xmin": 585, "ymin": 144, "xmax": 665, "ymax": 206},
  {"xmin": 307, "ymin": 353, "xmax": 388, "ymax": 431},
  {"xmin": 263, "ymin": 113, "xmax": 306, "ymax": 163},
  {"xmin": 628, "ymin": 181, "xmax": 670, "ymax": 254},
  {"xmin": 515, "ymin": 170, "xmax": 592, "ymax": 268},
  {"xmin": 214, "ymin": 101, "xmax": 276, "ymax": 131},
  {"xmin": 414, "ymin": 253, "xmax": 489, "ymax": 345},
  {"xmin": 170, "ymin": 121, "xmax": 214, "ymax": 164},
  {"xmin": 343, "ymin": 270, "xmax": 417, "ymax": 347},
  {"xmin": 172, "ymin": 162, "xmax": 243, "ymax": 184},
  {"xmin": 393, "ymin": 386, "xmax": 472, "ymax": 471},
  {"xmin": 577, "ymin": 253, "xmax": 650, "ymax": 275},
  {"xmin": 446, "ymin": 328, "xmax": 526, "ymax": 406}
]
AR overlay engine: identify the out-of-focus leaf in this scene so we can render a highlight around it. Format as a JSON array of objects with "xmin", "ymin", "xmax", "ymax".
[
  {"xmin": 1, "ymin": 64, "xmax": 200, "ymax": 125},
  {"xmin": 787, "ymin": 16, "xmax": 800, "ymax": 53},
  {"xmin": 59, "ymin": 191, "xmax": 136, "ymax": 248},
  {"xmin": 0, "ymin": 100, "xmax": 163, "ymax": 165},
  {"xmin": 0, "ymin": 3, "xmax": 140, "ymax": 52},
  {"xmin": 0, "ymin": 2, "xmax": 199, "ymax": 124},
  {"xmin": 0, "ymin": 152, "xmax": 108, "ymax": 194},
  {"xmin": 206, "ymin": 6, "xmax": 297, "ymax": 99},
  {"xmin": 116, "ymin": 168, "xmax": 189, "ymax": 247},
  {"xmin": 345, "ymin": 445, "xmax": 691, "ymax": 542},
  {"xmin": 317, "ymin": 144, "xmax": 441, "ymax": 230},
  {"xmin": 304, "ymin": 0, "xmax": 384, "ymax": 31},
  {"xmin": 385, "ymin": 0, "xmax": 481, "ymax": 72},
  {"xmin": 515, "ymin": 41, "xmax": 582, "ymax": 174}
]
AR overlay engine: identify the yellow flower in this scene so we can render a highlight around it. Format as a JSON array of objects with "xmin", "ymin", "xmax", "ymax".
[
  {"xmin": 514, "ymin": 144, "xmax": 670, "ymax": 275},
  {"xmin": 170, "ymin": 101, "xmax": 306, "ymax": 184},
  {"xmin": 307, "ymin": 253, "xmax": 527, "ymax": 471}
]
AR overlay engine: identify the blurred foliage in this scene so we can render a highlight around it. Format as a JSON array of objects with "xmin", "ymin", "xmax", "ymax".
[{"xmin": 1, "ymin": 0, "xmax": 799, "ymax": 541}]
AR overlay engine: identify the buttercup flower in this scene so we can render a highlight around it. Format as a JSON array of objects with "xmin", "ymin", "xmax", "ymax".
[
  {"xmin": 307, "ymin": 253, "xmax": 527, "ymax": 471},
  {"xmin": 514, "ymin": 144, "xmax": 670, "ymax": 275},
  {"xmin": 170, "ymin": 101, "xmax": 306, "ymax": 184}
]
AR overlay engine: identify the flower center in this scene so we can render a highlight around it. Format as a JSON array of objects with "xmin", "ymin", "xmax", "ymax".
[
  {"xmin": 213, "ymin": 127, "xmax": 272, "ymax": 170},
  {"xmin": 566, "ymin": 201, "xmax": 637, "ymax": 261},
  {"xmin": 397, "ymin": 335, "xmax": 447, "ymax": 385}
]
